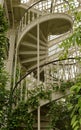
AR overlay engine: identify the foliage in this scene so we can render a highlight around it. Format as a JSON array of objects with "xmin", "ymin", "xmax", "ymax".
[
  {"xmin": 8, "ymin": 102, "xmax": 35, "ymax": 130},
  {"xmin": 1, "ymin": 1, "xmax": 81, "ymax": 130},
  {"xmin": 0, "ymin": 5, "xmax": 8, "ymax": 67},
  {"xmin": 52, "ymin": 80, "xmax": 74, "ymax": 93},
  {"xmin": 47, "ymin": 100, "xmax": 72, "ymax": 130},
  {"xmin": 59, "ymin": 11, "xmax": 81, "ymax": 60},
  {"xmin": 8, "ymin": 79, "xmax": 74, "ymax": 130},
  {"xmin": 58, "ymin": 1, "xmax": 81, "ymax": 129},
  {"xmin": 0, "ymin": 5, "xmax": 9, "ymax": 130},
  {"xmin": 67, "ymin": 75, "xmax": 81, "ymax": 130}
]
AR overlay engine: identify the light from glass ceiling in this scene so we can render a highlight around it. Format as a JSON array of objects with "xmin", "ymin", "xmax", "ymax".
[{"xmin": 21, "ymin": 0, "xmax": 29, "ymax": 3}]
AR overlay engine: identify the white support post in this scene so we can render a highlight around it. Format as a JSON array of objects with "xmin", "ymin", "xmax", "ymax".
[
  {"xmin": 28, "ymin": 11, "xmax": 30, "ymax": 24},
  {"xmin": 57, "ymin": 61, "xmax": 60, "ymax": 88},
  {"xmin": 21, "ymin": 80, "xmax": 24, "ymax": 101},
  {"xmin": 21, "ymin": 17, "xmax": 24, "ymax": 31},
  {"xmin": 37, "ymin": 23, "xmax": 40, "ymax": 130},
  {"xmin": 69, "ymin": 59, "xmax": 72, "ymax": 79},
  {"xmin": 13, "ymin": 48, "xmax": 17, "ymax": 88},
  {"xmin": 25, "ymin": 76, "xmax": 28, "ymax": 101},
  {"xmin": 37, "ymin": 24, "xmax": 40, "ymax": 83},
  {"xmin": 38, "ymin": 107, "xmax": 40, "ymax": 130},
  {"xmin": 20, "ymin": 21, "xmax": 22, "ymax": 32},
  {"xmin": 32, "ymin": 12, "xmax": 35, "ymax": 21},
  {"xmin": 25, "ymin": 13, "xmax": 27, "ymax": 26},
  {"xmin": 18, "ymin": 63, "xmax": 21, "ymax": 102},
  {"xmin": 6, "ymin": 29, "xmax": 16, "ymax": 90}
]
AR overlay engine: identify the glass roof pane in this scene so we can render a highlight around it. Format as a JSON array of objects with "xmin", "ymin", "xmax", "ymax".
[{"xmin": 21, "ymin": 0, "xmax": 29, "ymax": 3}]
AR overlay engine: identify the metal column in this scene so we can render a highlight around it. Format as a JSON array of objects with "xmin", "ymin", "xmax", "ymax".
[{"xmin": 37, "ymin": 23, "xmax": 40, "ymax": 130}]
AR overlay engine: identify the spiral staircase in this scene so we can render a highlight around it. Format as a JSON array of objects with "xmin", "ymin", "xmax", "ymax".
[{"xmin": 5, "ymin": 0, "xmax": 81, "ymax": 130}]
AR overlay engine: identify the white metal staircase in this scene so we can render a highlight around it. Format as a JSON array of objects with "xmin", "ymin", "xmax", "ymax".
[
  {"xmin": 16, "ymin": 0, "xmax": 73, "ymax": 71},
  {"xmin": 5, "ymin": 0, "xmax": 81, "ymax": 130}
]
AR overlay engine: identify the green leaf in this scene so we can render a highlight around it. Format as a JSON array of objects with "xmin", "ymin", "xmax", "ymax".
[
  {"xmin": 74, "ymin": 125, "xmax": 79, "ymax": 130},
  {"xmin": 68, "ymin": 103, "xmax": 73, "ymax": 111},
  {"xmin": 78, "ymin": 97, "xmax": 81, "ymax": 107},
  {"xmin": 71, "ymin": 107, "xmax": 77, "ymax": 118},
  {"xmin": 79, "ymin": 118, "xmax": 81, "ymax": 125},
  {"xmin": 71, "ymin": 115, "xmax": 77, "ymax": 125},
  {"xmin": 70, "ymin": 85, "xmax": 77, "ymax": 91},
  {"xmin": 79, "ymin": 108, "xmax": 81, "ymax": 115},
  {"xmin": 70, "ymin": 85, "xmax": 81, "ymax": 93},
  {"xmin": 72, "ymin": 120, "xmax": 79, "ymax": 128}
]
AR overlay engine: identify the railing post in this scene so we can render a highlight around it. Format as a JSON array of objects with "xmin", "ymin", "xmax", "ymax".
[
  {"xmin": 50, "ymin": 0, "xmax": 54, "ymax": 13},
  {"xmin": 25, "ymin": 77, "xmax": 28, "ymax": 101},
  {"xmin": 17, "ymin": 63, "xmax": 21, "ymax": 104},
  {"xmin": 37, "ymin": 23, "xmax": 40, "ymax": 83},
  {"xmin": 28, "ymin": 11, "xmax": 30, "ymax": 24},
  {"xmin": 50, "ymin": 64, "xmax": 53, "ymax": 85},
  {"xmin": 20, "ymin": 20, "xmax": 22, "ymax": 32},
  {"xmin": 57, "ymin": 61, "xmax": 60, "ymax": 88},
  {"xmin": 32, "ymin": 12, "xmax": 35, "ymax": 21},
  {"xmin": 21, "ymin": 80, "xmax": 24, "ymax": 101},
  {"xmin": 21, "ymin": 17, "xmax": 24, "ymax": 31},
  {"xmin": 37, "ymin": 13, "xmax": 39, "ymax": 19},
  {"xmin": 25, "ymin": 12, "xmax": 27, "ymax": 26}
]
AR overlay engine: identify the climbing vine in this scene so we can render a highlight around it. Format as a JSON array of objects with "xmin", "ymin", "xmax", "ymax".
[
  {"xmin": 47, "ymin": 100, "xmax": 72, "ymax": 130},
  {"xmin": 67, "ymin": 75, "xmax": 81, "ymax": 130},
  {"xmin": 8, "ymin": 79, "xmax": 74, "ymax": 130},
  {"xmin": 6, "ymin": 1, "xmax": 81, "ymax": 130},
  {"xmin": 58, "ymin": 1, "xmax": 81, "ymax": 129},
  {"xmin": 8, "ymin": 102, "xmax": 35, "ymax": 130},
  {"xmin": 0, "ymin": 5, "xmax": 9, "ymax": 130}
]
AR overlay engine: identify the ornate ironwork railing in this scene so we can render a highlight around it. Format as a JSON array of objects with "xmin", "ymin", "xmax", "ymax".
[
  {"xmin": 17, "ymin": 0, "xmax": 71, "ymax": 38},
  {"xmin": 13, "ymin": 57, "xmax": 81, "ymax": 103},
  {"xmin": 13, "ymin": 0, "xmax": 81, "ymax": 105}
]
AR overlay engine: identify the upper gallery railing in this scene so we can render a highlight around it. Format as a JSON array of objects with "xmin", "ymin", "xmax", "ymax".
[
  {"xmin": 13, "ymin": 50, "xmax": 81, "ymax": 91},
  {"xmin": 17, "ymin": 0, "xmax": 74, "ymax": 39},
  {"xmin": 15, "ymin": 0, "xmax": 81, "ymax": 86},
  {"xmin": 12, "ymin": 57, "xmax": 81, "ymax": 106}
]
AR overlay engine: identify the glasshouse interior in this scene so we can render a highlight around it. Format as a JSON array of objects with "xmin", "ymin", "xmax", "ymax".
[{"xmin": 1, "ymin": 0, "xmax": 81, "ymax": 130}]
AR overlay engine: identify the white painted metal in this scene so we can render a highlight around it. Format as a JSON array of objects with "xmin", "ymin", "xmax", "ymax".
[
  {"xmin": 21, "ymin": 41, "xmax": 46, "ymax": 50},
  {"xmin": 21, "ymin": 55, "xmax": 47, "ymax": 64},
  {"xmin": 37, "ymin": 23, "xmax": 40, "ymax": 130},
  {"xmin": 28, "ymin": 33, "xmax": 47, "ymax": 47},
  {"xmin": 19, "ymin": 50, "xmax": 46, "ymax": 55},
  {"xmin": 6, "ymin": 30, "xmax": 16, "ymax": 90}
]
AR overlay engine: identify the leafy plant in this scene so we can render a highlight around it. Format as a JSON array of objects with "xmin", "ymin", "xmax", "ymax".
[
  {"xmin": 0, "ymin": 5, "xmax": 9, "ymax": 130},
  {"xmin": 47, "ymin": 100, "xmax": 72, "ymax": 130},
  {"xmin": 67, "ymin": 75, "xmax": 81, "ymax": 130},
  {"xmin": 8, "ymin": 102, "xmax": 35, "ymax": 130}
]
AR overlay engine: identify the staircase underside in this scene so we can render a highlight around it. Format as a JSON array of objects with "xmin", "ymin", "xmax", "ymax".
[{"xmin": 17, "ymin": 13, "xmax": 73, "ymax": 71}]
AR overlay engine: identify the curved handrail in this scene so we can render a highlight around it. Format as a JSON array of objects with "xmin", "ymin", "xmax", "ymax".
[
  {"xmin": 16, "ymin": 0, "xmax": 81, "ymax": 41},
  {"xmin": 25, "ymin": 0, "xmax": 45, "ymax": 12},
  {"xmin": 14, "ymin": 0, "xmax": 80, "ymax": 94},
  {"xmin": 24, "ymin": 0, "xmax": 69, "ymax": 13},
  {"xmin": 17, "ymin": 0, "xmax": 70, "ymax": 37},
  {"xmin": 12, "ymin": 57, "xmax": 81, "ymax": 94}
]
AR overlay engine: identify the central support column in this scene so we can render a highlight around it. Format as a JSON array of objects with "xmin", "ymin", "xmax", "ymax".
[
  {"xmin": 6, "ymin": 29, "xmax": 16, "ymax": 90},
  {"xmin": 37, "ymin": 23, "xmax": 40, "ymax": 130}
]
